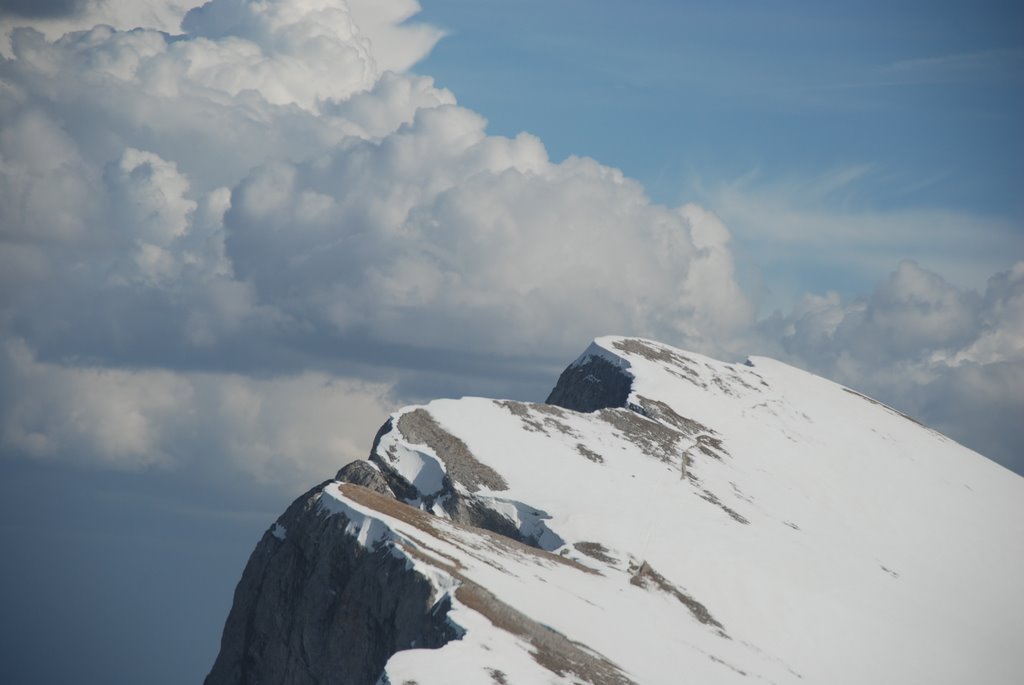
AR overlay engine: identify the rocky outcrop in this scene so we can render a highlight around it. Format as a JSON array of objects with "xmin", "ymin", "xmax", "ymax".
[
  {"xmin": 204, "ymin": 483, "xmax": 457, "ymax": 685},
  {"xmin": 335, "ymin": 460, "xmax": 393, "ymax": 495},
  {"xmin": 364, "ymin": 410, "xmax": 537, "ymax": 546},
  {"xmin": 545, "ymin": 354, "xmax": 632, "ymax": 413}
]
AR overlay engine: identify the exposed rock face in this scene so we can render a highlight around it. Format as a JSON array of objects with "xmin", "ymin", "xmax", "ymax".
[
  {"xmin": 366, "ymin": 410, "xmax": 539, "ymax": 546},
  {"xmin": 545, "ymin": 354, "xmax": 632, "ymax": 413},
  {"xmin": 204, "ymin": 483, "xmax": 457, "ymax": 685},
  {"xmin": 395, "ymin": 409, "xmax": 508, "ymax": 493},
  {"xmin": 336, "ymin": 461, "xmax": 394, "ymax": 495}
]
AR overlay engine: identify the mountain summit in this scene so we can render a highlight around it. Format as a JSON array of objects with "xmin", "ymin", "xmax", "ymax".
[{"xmin": 206, "ymin": 336, "xmax": 1024, "ymax": 684}]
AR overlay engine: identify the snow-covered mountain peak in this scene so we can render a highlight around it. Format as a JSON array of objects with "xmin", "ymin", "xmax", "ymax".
[{"xmin": 207, "ymin": 336, "xmax": 1024, "ymax": 685}]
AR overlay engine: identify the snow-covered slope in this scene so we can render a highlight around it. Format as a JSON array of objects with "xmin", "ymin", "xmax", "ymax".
[{"xmin": 208, "ymin": 336, "xmax": 1024, "ymax": 685}]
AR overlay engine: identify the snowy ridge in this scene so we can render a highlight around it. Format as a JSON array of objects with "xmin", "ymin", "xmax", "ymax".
[
  {"xmin": 372, "ymin": 408, "xmax": 451, "ymax": 506},
  {"xmin": 318, "ymin": 483, "xmax": 401, "ymax": 550},
  {"xmin": 569, "ymin": 339, "xmax": 635, "ymax": 372},
  {"xmin": 222, "ymin": 336, "xmax": 1024, "ymax": 684}
]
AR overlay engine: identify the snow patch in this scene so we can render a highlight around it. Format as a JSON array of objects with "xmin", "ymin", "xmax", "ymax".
[
  {"xmin": 479, "ymin": 497, "xmax": 565, "ymax": 551},
  {"xmin": 375, "ymin": 411, "xmax": 449, "ymax": 498},
  {"xmin": 318, "ymin": 483, "xmax": 394, "ymax": 549},
  {"xmin": 570, "ymin": 338, "xmax": 634, "ymax": 372}
]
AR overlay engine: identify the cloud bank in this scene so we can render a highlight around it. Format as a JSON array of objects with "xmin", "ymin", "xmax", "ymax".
[
  {"xmin": 763, "ymin": 260, "xmax": 1024, "ymax": 471},
  {"xmin": 0, "ymin": 338, "xmax": 394, "ymax": 488},
  {"xmin": 0, "ymin": 0, "xmax": 1019, "ymax": 482},
  {"xmin": 0, "ymin": 0, "xmax": 754, "ymax": 483}
]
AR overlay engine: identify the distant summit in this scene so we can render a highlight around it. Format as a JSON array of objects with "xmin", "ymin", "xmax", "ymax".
[{"xmin": 207, "ymin": 336, "xmax": 1024, "ymax": 684}]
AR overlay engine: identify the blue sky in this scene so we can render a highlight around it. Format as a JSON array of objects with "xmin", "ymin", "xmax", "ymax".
[
  {"xmin": 418, "ymin": 0, "xmax": 1023, "ymax": 307},
  {"xmin": 420, "ymin": 0, "xmax": 1023, "ymax": 212},
  {"xmin": 0, "ymin": 1, "xmax": 1020, "ymax": 684}
]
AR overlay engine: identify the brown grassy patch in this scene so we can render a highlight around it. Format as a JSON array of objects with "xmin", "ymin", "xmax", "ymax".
[
  {"xmin": 595, "ymin": 408, "xmax": 681, "ymax": 464},
  {"xmin": 573, "ymin": 541, "xmax": 616, "ymax": 564},
  {"xmin": 456, "ymin": 583, "xmax": 637, "ymax": 685},
  {"xmin": 698, "ymin": 489, "xmax": 750, "ymax": 525},
  {"xmin": 575, "ymin": 443, "xmax": 605, "ymax": 463},
  {"xmin": 611, "ymin": 339, "xmax": 706, "ymax": 387},
  {"xmin": 337, "ymin": 484, "xmax": 625, "ymax": 682},
  {"xmin": 397, "ymin": 409, "xmax": 509, "ymax": 492},
  {"xmin": 633, "ymin": 396, "xmax": 714, "ymax": 437},
  {"xmin": 338, "ymin": 484, "xmax": 598, "ymax": 577},
  {"xmin": 630, "ymin": 561, "xmax": 727, "ymax": 636},
  {"xmin": 498, "ymin": 401, "xmax": 580, "ymax": 439}
]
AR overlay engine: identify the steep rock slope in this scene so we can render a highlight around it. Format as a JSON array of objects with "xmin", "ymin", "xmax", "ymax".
[{"xmin": 207, "ymin": 336, "xmax": 1024, "ymax": 685}]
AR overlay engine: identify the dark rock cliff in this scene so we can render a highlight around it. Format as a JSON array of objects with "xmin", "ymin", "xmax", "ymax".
[
  {"xmin": 204, "ymin": 482, "xmax": 457, "ymax": 685},
  {"xmin": 365, "ymin": 410, "xmax": 536, "ymax": 546},
  {"xmin": 545, "ymin": 354, "xmax": 633, "ymax": 412}
]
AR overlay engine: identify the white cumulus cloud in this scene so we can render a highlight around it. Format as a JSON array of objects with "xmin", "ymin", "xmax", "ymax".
[
  {"xmin": 0, "ymin": 0, "xmax": 1018, "ymax": 480},
  {"xmin": 0, "ymin": 338, "xmax": 395, "ymax": 485},
  {"xmin": 0, "ymin": 0, "xmax": 753, "ymax": 479},
  {"xmin": 763, "ymin": 260, "xmax": 1024, "ymax": 472},
  {"xmin": 225, "ymin": 107, "xmax": 751, "ymax": 356}
]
